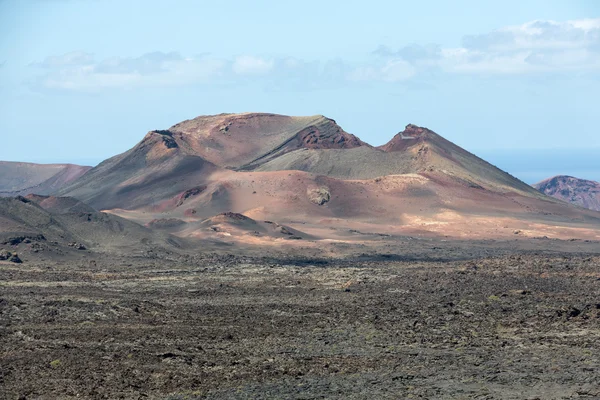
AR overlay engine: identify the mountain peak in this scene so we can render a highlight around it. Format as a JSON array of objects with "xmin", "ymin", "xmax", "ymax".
[
  {"xmin": 158, "ymin": 112, "xmax": 367, "ymax": 169},
  {"xmin": 378, "ymin": 124, "xmax": 434, "ymax": 152}
]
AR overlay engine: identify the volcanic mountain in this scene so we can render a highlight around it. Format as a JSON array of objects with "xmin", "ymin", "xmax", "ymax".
[
  {"xmin": 534, "ymin": 175, "xmax": 600, "ymax": 212},
  {"xmin": 0, "ymin": 161, "xmax": 91, "ymax": 197},
  {"xmin": 54, "ymin": 112, "xmax": 600, "ymax": 243},
  {"xmin": 57, "ymin": 113, "xmax": 366, "ymax": 210}
]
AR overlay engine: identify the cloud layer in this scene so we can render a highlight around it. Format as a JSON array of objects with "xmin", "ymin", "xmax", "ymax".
[
  {"xmin": 376, "ymin": 18, "xmax": 600, "ymax": 75},
  {"xmin": 29, "ymin": 18, "xmax": 600, "ymax": 92}
]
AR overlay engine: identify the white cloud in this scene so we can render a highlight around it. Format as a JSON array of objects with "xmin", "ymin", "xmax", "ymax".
[
  {"xmin": 95, "ymin": 51, "xmax": 182, "ymax": 74},
  {"xmin": 232, "ymin": 55, "xmax": 274, "ymax": 75},
  {"xmin": 30, "ymin": 52, "xmax": 336, "ymax": 92},
  {"xmin": 373, "ymin": 44, "xmax": 441, "ymax": 63},
  {"xmin": 31, "ymin": 52, "xmax": 226, "ymax": 91},
  {"xmin": 463, "ymin": 18, "xmax": 600, "ymax": 52},
  {"xmin": 34, "ymin": 51, "xmax": 94, "ymax": 68},
  {"xmin": 348, "ymin": 59, "xmax": 416, "ymax": 82},
  {"xmin": 28, "ymin": 18, "xmax": 600, "ymax": 92},
  {"xmin": 377, "ymin": 18, "xmax": 600, "ymax": 75}
]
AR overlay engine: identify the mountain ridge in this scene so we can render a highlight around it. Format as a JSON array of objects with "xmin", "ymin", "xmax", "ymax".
[{"xmin": 5, "ymin": 111, "xmax": 599, "ymax": 244}]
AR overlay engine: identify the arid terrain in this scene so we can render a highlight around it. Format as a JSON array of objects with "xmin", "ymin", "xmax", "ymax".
[
  {"xmin": 2, "ymin": 241, "xmax": 600, "ymax": 399},
  {"xmin": 2, "ymin": 113, "xmax": 600, "ymax": 399}
]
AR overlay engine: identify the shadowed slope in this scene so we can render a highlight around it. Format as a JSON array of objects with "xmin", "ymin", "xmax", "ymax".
[
  {"xmin": 24, "ymin": 194, "xmax": 97, "ymax": 214},
  {"xmin": 381, "ymin": 124, "xmax": 542, "ymax": 196},
  {"xmin": 0, "ymin": 196, "xmax": 182, "ymax": 252},
  {"xmin": 57, "ymin": 129, "xmax": 220, "ymax": 210}
]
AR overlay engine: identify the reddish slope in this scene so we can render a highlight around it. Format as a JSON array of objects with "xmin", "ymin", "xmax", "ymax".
[
  {"xmin": 534, "ymin": 176, "xmax": 600, "ymax": 211},
  {"xmin": 0, "ymin": 162, "xmax": 91, "ymax": 197},
  {"xmin": 167, "ymin": 113, "xmax": 367, "ymax": 169}
]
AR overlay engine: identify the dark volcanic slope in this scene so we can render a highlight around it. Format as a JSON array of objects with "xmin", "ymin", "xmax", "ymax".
[
  {"xmin": 0, "ymin": 196, "xmax": 180, "ymax": 251},
  {"xmin": 24, "ymin": 194, "xmax": 97, "ymax": 214},
  {"xmin": 0, "ymin": 161, "xmax": 91, "ymax": 197},
  {"xmin": 534, "ymin": 175, "xmax": 600, "ymax": 211}
]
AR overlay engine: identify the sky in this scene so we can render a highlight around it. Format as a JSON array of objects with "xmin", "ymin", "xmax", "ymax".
[{"xmin": 0, "ymin": 0, "xmax": 599, "ymax": 183}]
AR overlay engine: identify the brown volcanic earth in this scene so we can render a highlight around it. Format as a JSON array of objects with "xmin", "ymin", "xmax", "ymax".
[
  {"xmin": 50, "ymin": 112, "xmax": 600, "ymax": 246},
  {"xmin": 0, "ymin": 161, "xmax": 91, "ymax": 197},
  {"xmin": 534, "ymin": 175, "xmax": 600, "ymax": 212}
]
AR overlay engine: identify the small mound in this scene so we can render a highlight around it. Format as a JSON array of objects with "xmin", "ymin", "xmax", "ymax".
[
  {"xmin": 262, "ymin": 220, "xmax": 306, "ymax": 240},
  {"xmin": 202, "ymin": 212, "xmax": 257, "ymax": 227},
  {"xmin": 199, "ymin": 212, "xmax": 309, "ymax": 240}
]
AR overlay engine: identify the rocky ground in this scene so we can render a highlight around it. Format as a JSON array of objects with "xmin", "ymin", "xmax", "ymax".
[{"xmin": 1, "ymin": 247, "xmax": 600, "ymax": 399}]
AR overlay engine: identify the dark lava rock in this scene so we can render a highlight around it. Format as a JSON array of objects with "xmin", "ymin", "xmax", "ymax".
[
  {"xmin": 68, "ymin": 242, "xmax": 87, "ymax": 250},
  {"xmin": 0, "ymin": 249, "xmax": 11, "ymax": 260},
  {"xmin": 1, "ymin": 249, "xmax": 22, "ymax": 263}
]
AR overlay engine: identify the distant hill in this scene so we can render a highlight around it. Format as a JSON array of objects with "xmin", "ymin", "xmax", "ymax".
[
  {"xmin": 0, "ymin": 161, "xmax": 91, "ymax": 197},
  {"xmin": 534, "ymin": 175, "xmax": 600, "ymax": 211}
]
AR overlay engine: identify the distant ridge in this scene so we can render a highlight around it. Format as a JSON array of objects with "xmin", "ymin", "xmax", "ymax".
[
  {"xmin": 0, "ymin": 161, "xmax": 91, "ymax": 197},
  {"xmin": 534, "ymin": 175, "xmax": 600, "ymax": 211}
]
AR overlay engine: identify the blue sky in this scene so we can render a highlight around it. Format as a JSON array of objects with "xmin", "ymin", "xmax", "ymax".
[{"xmin": 0, "ymin": 0, "xmax": 599, "ymax": 183}]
